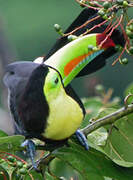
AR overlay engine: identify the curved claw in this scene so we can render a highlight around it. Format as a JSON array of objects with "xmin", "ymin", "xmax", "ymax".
[
  {"xmin": 75, "ymin": 129, "xmax": 89, "ymax": 150},
  {"xmin": 21, "ymin": 139, "xmax": 38, "ymax": 170},
  {"xmin": 124, "ymin": 94, "xmax": 133, "ymax": 109}
]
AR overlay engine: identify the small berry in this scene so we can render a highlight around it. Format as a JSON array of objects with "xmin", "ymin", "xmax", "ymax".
[
  {"xmin": 113, "ymin": 97, "xmax": 121, "ymax": 104},
  {"xmin": 67, "ymin": 35, "xmax": 77, "ymax": 41},
  {"xmin": 23, "ymin": 164, "xmax": 28, "ymax": 169},
  {"xmin": 88, "ymin": 45, "xmax": 94, "ymax": 50},
  {"xmin": 0, "ymin": 159, "xmax": 4, "ymax": 163},
  {"xmin": 7, "ymin": 156, "xmax": 15, "ymax": 163},
  {"xmin": 120, "ymin": 58, "xmax": 128, "ymax": 65},
  {"xmin": 123, "ymin": 0, "xmax": 129, "ymax": 7},
  {"xmin": 80, "ymin": 0, "xmax": 85, "ymax": 3},
  {"xmin": 115, "ymin": 45, "xmax": 123, "ymax": 52},
  {"xmin": 95, "ymin": 84, "xmax": 104, "ymax": 93},
  {"xmin": 103, "ymin": 14, "xmax": 108, "ymax": 20},
  {"xmin": 126, "ymin": 30, "xmax": 133, "ymax": 39},
  {"xmin": 98, "ymin": 9, "xmax": 105, "ymax": 16},
  {"xmin": 103, "ymin": 2, "xmax": 110, "ymax": 9},
  {"xmin": 93, "ymin": 47, "xmax": 99, "ymax": 51},
  {"xmin": 18, "ymin": 168, "xmax": 27, "ymax": 175},
  {"xmin": 129, "ymin": 47, "xmax": 133, "ymax": 54},
  {"xmin": 79, "ymin": 0, "xmax": 85, "ymax": 7},
  {"xmin": 115, "ymin": 45, "xmax": 120, "ymax": 52},
  {"xmin": 17, "ymin": 161, "xmax": 23, "ymax": 168},
  {"xmin": 54, "ymin": 24, "xmax": 61, "ymax": 32},
  {"xmin": 129, "ymin": 24, "xmax": 133, "ymax": 31}
]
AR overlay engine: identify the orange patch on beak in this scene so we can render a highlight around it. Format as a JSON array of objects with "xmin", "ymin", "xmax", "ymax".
[{"xmin": 64, "ymin": 51, "xmax": 92, "ymax": 76}]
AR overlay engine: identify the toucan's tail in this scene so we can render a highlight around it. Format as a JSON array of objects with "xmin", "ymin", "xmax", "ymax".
[{"xmin": 44, "ymin": 8, "xmax": 125, "ymax": 76}]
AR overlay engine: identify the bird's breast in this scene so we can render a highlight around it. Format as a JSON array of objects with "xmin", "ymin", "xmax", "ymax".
[{"xmin": 42, "ymin": 89, "xmax": 83, "ymax": 140}]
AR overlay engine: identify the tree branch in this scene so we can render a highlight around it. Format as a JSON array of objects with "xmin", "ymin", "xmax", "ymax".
[{"xmin": 81, "ymin": 104, "xmax": 133, "ymax": 136}]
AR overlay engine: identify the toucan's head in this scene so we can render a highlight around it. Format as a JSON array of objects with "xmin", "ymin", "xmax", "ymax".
[
  {"xmin": 3, "ymin": 61, "xmax": 39, "ymax": 94},
  {"xmin": 21, "ymin": 63, "xmax": 66, "ymax": 104},
  {"xmin": 3, "ymin": 62, "xmax": 68, "ymax": 135}
]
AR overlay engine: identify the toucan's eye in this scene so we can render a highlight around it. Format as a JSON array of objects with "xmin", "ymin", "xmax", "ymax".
[
  {"xmin": 54, "ymin": 77, "xmax": 59, "ymax": 84},
  {"xmin": 9, "ymin": 71, "xmax": 14, "ymax": 75}
]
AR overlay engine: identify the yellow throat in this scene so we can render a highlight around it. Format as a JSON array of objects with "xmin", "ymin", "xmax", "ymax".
[{"xmin": 42, "ymin": 69, "xmax": 83, "ymax": 140}]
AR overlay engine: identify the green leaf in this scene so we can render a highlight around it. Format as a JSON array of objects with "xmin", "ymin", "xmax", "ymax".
[
  {"xmin": 49, "ymin": 158, "xmax": 82, "ymax": 180},
  {"xmin": 88, "ymin": 108, "xmax": 133, "ymax": 167},
  {"xmin": 81, "ymin": 97, "xmax": 103, "ymax": 128},
  {"xmin": 11, "ymin": 169, "xmax": 44, "ymax": 180},
  {"xmin": 87, "ymin": 108, "xmax": 116, "ymax": 151},
  {"xmin": 0, "ymin": 130, "xmax": 8, "ymax": 137},
  {"xmin": 104, "ymin": 177, "xmax": 113, "ymax": 180},
  {"xmin": 52, "ymin": 140, "xmax": 133, "ymax": 180},
  {"xmin": 27, "ymin": 170, "xmax": 44, "ymax": 180},
  {"xmin": 103, "ymin": 112, "xmax": 133, "ymax": 167},
  {"xmin": 11, "ymin": 169, "xmax": 24, "ymax": 180},
  {"xmin": 83, "ymin": 97, "xmax": 103, "ymax": 116},
  {"xmin": 0, "ymin": 165, "xmax": 10, "ymax": 180},
  {"xmin": 45, "ymin": 170, "xmax": 57, "ymax": 180},
  {"xmin": 0, "ymin": 135, "xmax": 25, "ymax": 151},
  {"xmin": 95, "ymin": 108, "xmax": 117, "ymax": 120},
  {"xmin": 87, "ymin": 127, "xmax": 108, "ymax": 146}
]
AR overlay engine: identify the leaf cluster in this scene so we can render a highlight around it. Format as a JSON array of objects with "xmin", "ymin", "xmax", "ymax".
[{"xmin": 0, "ymin": 83, "xmax": 133, "ymax": 179}]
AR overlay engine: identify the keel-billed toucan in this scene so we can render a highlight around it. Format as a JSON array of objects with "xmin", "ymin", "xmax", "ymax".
[{"xmin": 3, "ymin": 8, "xmax": 124, "ymax": 168}]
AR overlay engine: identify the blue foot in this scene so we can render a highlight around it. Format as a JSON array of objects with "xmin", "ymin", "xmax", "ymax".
[
  {"xmin": 75, "ymin": 129, "xmax": 89, "ymax": 150},
  {"xmin": 21, "ymin": 139, "xmax": 37, "ymax": 170}
]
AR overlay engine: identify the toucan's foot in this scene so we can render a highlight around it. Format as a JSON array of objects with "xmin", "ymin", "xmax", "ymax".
[
  {"xmin": 75, "ymin": 129, "xmax": 89, "ymax": 150},
  {"xmin": 21, "ymin": 139, "xmax": 38, "ymax": 170}
]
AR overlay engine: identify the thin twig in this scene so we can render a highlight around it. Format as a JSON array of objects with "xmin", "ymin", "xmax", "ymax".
[
  {"xmin": 75, "ymin": 0, "xmax": 99, "ymax": 10},
  {"xmin": 82, "ymin": 19, "xmax": 108, "ymax": 36},
  {"xmin": 112, "ymin": 41, "xmax": 128, "ymax": 66},
  {"xmin": 81, "ymin": 104, "xmax": 133, "ymax": 136},
  {"xmin": 99, "ymin": 15, "xmax": 123, "ymax": 48},
  {"xmin": 64, "ymin": 15, "xmax": 101, "ymax": 37}
]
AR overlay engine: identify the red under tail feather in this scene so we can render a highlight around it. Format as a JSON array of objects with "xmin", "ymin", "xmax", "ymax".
[{"xmin": 96, "ymin": 33, "xmax": 115, "ymax": 49}]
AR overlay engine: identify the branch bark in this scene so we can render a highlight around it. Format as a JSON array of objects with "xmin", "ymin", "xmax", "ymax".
[{"xmin": 81, "ymin": 104, "xmax": 133, "ymax": 136}]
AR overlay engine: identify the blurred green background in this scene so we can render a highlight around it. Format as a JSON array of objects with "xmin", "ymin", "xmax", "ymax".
[{"xmin": 0, "ymin": 0, "xmax": 132, "ymax": 134}]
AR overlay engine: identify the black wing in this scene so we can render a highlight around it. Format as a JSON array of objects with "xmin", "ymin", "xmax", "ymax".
[{"xmin": 3, "ymin": 61, "xmax": 40, "ymax": 134}]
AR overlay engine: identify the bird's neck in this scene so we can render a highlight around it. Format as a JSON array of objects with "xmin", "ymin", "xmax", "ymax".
[{"xmin": 42, "ymin": 88, "xmax": 83, "ymax": 140}]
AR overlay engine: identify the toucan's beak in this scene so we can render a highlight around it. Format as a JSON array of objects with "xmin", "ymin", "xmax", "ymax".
[{"xmin": 35, "ymin": 33, "xmax": 115, "ymax": 87}]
